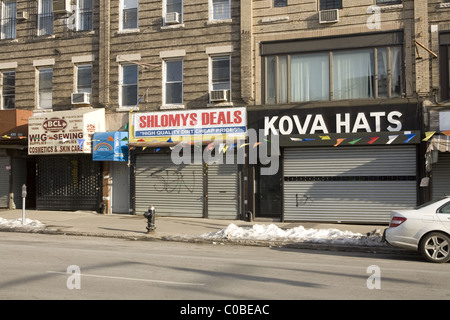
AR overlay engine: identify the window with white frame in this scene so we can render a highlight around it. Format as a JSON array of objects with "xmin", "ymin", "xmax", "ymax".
[
  {"xmin": 1, "ymin": 70, "xmax": 15, "ymax": 109},
  {"xmin": 77, "ymin": 0, "xmax": 93, "ymax": 31},
  {"xmin": 210, "ymin": 0, "xmax": 230, "ymax": 21},
  {"xmin": 210, "ymin": 55, "xmax": 231, "ymax": 101},
  {"xmin": 38, "ymin": 0, "xmax": 53, "ymax": 36},
  {"xmin": 121, "ymin": 0, "xmax": 138, "ymax": 30},
  {"xmin": 164, "ymin": 0, "xmax": 182, "ymax": 24},
  {"xmin": 1, "ymin": 0, "xmax": 16, "ymax": 39},
  {"xmin": 164, "ymin": 59, "xmax": 183, "ymax": 105},
  {"xmin": 120, "ymin": 64, "xmax": 138, "ymax": 107},
  {"xmin": 38, "ymin": 68, "xmax": 52, "ymax": 109},
  {"xmin": 76, "ymin": 64, "xmax": 92, "ymax": 94}
]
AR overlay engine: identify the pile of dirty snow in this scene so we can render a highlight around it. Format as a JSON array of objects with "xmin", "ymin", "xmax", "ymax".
[
  {"xmin": 0, "ymin": 217, "xmax": 45, "ymax": 231},
  {"xmin": 200, "ymin": 223, "xmax": 385, "ymax": 246}
]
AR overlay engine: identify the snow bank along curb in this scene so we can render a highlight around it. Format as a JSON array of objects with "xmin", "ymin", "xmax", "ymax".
[{"xmin": 0, "ymin": 217, "xmax": 410, "ymax": 254}]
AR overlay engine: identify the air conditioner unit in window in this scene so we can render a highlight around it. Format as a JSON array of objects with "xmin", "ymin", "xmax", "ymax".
[
  {"xmin": 16, "ymin": 11, "xmax": 28, "ymax": 21},
  {"xmin": 53, "ymin": 0, "xmax": 71, "ymax": 15},
  {"xmin": 210, "ymin": 90, "xmax": 229, "ymax": 102},
  {"xmin": 319, "ymin": 9, "xmax": 339, "ymax": 24},
  {"xmin": 71, "ymin": 93, "xmax": 91, "ymax": 105},
  {"xmin": 165, "ymin": 12, "xmax": 180, "ymax": 24}
]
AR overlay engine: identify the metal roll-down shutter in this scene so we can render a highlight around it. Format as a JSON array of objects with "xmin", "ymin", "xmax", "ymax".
[
  {"xmin": 135, "ymin": 153, "xmax": 204, "ymax": 217},
  {"xmin": 207, "ymin": 162, "xmax": 239, "ymax": 220},
  {"xmin": 283, "ymin": 146, "xmax": 417, "ymax": 224},
  {"xmin": 432, "ymin": 153, "xmax": 450, "ymax": 199}
]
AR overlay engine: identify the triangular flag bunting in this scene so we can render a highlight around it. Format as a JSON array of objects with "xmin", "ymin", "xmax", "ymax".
[
  {"xmin": 334, "ymin": 138, "xmax": 346, "ymax": 147},
  {"xmin": 368, "ymin": 137, "xmax": 380, "ymax": 145},
  {"xmin": 349, "ymin": 138, "xmax": 362, "ymax": 145},
  {"xmin": 386, "ymin": 135, "xmax": 398, "ymax": 145},
  {"xmin": 404, "ymin": 134, "xmax": 416, "ymax": 143},
  {"xmin": 423, "ymin": 131, "xmax": 436, "ymax": 141},
  {"xmin": 442, "ymin": 130, "xmax": 450, "ymax": 136},
  {"xmin": 77, "ymin": 139, "xmax": 85, "ymax": 150}
]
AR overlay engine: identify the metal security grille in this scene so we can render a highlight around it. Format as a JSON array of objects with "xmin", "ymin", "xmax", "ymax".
[
  {"xmin": 283, "ymin": 146, "xmax": 417, "ymax": 223},
  {"xmin": 135, "ymin": 153, "xmax": 204, "ymax": 217},
  {"xmin": 0, "ymin": 157, "xmax": 10, "ymax": 207},
  {"xmin": 207, "ymin": 162, "xmax": 239, "ymax": 219},
  {"xmin": 36, "ymin": 155, "xmax": 101, "ymax": 211},
  {"xmin": 432, "ymin": 153, "xmax": 450, "ymax": 200}
]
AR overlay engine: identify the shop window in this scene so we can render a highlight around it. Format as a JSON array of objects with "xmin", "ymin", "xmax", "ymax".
[
  {"xmin": 163, "ymin": 59, "xmax": 183, "ymax": 105},
  {"xmin": 76, "ymin": 64, "xmax": 92, "ymax": 94},
  {"xmin": 319, "ymin": 0, "xmax": 342, "ymax": 10},
  {"xmin": 120, "ymin": 64, "xmax": 138, "ymax": 107},
  {"xmin": 77, "ymin": 0, "xmax": 93, "ymax": 31},
  {"xmin": 1, "ymin": 0, "xmax": 16, "ymax": 39},
  {"xmin": 210, "ymin": 55, "xmax": 231, "ymax": 102},
  {"xmin": 264, "ymin": 46, "xmax": 402, "ymax": 104},
  {"xmin": 38, "ymin": 68, "xmax": 52, "ymax": 109},
  {"xmin": 121, "ymin": 0, "xmax": 138, "ymax": 30},
  {"xmin": 210, "ymin": 0, "xmax": 230, "ymax": 21},
  {"xmin": 38, "ymin": 0, "xmax": 53, "ymax": 36},
  {"xmin": 1, "ymin": 70, "xmax": 15, "ymax": 109},
  {"xmin": 164, "ymin": 0, "xmax": 182, "ymax": 25}
]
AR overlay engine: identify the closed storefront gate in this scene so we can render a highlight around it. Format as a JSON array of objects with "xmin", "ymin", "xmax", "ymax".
[
  {"xmin": 0, "ymin": 156, "xmax": 9, "ymax": 208},
  {"xmin": 135, "ymin": 153, "xmax": 204, "ymax": 217},
  {"xmin": 432, "ymin": 153, "xmax": 450, "ymax": 199},
  {"xmin": 207, "ymin": 162, "xmax": 239, "ymax": 220},
  {"xmin": 283, "ymin": 146, "xmax": 417, "ymax": 224},
  {"xmin": 36, "ymin": 155, "xmax": 102, "ymax": 211},
  {"xmin": 135, "ymin": 153, "xmax": 239, "ymax": 219}
]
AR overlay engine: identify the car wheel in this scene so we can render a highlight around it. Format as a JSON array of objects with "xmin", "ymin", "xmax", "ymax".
[{"xmin": 419, "ymin": 232, "xmax": 450, "ymax": 263}]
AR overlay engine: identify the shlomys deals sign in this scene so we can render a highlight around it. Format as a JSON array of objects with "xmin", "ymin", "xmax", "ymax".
[
  {"xmin": 28, "ymin": 108, "xmax": 105, "ymax": 155},
  {"xmin": 130, "ymin": 107, "xmax": 247, "ymax": 143}
]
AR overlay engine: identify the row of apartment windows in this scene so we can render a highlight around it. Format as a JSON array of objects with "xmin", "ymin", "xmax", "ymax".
[
  {"xmin": 1, "ymin": 0, "xmax": 93, "ymax": 39},
  {"xmin": 0, "ymin": 55, "xmax": 231, "ymax": 110},
  {"xmin": 264, "ymin": 46, "xmax": 403, "ymax": 104},
  {"xmin": 0, "ymin": 0, "xmax": 232, "ymax": 40},
  {"xmin": 274, "ymin": 0, "xmax": 402, "ymax": 9}
]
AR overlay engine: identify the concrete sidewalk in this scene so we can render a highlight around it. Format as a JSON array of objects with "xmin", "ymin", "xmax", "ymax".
[{"xmin": 0, "ymin": 208, "xmax": 404, "ymax": 254}]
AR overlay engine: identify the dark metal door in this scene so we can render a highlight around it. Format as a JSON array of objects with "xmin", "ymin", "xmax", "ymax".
[{"xmin": 36, "ymin": 155, "xmax": 101, "ymax": 211}]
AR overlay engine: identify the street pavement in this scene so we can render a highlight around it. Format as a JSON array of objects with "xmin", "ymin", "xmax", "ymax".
[{"xmin": 0, "ymin": 208, "xmax": 409, "ymax": 255}]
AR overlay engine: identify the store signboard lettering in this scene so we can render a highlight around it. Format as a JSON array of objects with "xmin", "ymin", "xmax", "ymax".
[
  {"xmin": 130, "ymin": 107, "xmax": 247, "ymax": 143},
  {"xmin": 28, "ymin": 109, "xmax": 105, "ymax": 155}
]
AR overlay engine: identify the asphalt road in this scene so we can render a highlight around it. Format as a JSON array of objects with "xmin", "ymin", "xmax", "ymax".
[{"xmin": 0, "ymin": 232, "xmax": 449, "ymax": 304}]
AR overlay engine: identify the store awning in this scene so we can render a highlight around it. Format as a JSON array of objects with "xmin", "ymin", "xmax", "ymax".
[{"xmin": 427, "ymin": 135, "xmax": 450, "ymax": 153}]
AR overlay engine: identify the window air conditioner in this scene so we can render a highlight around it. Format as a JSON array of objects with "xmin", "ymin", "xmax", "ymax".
[
  {"xmin": 319, "ymin": 9, "xmax": 339, "ymax": 24},
  {"xmin": 52, "ymin": 0, "xmax": 71, "ymax": 15},
  {"xmin": 71, "ymin": 92, "xmax": 91, "ymax": 105},
  {"xmin": 165, "ymin": 12, "xmax": 180, "ymax": 24},
  {"xmin": 210, "ymin": 90, "xmax": 229, "ymax": 102},
  {"xmin": 16, "ymin": 11, "xmax": 29, "ymax": 21}
]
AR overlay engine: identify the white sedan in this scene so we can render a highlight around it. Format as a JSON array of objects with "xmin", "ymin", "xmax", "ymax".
[{"xmin": 384, "ymin": 196, "xmax": 450, "ymax": 263}]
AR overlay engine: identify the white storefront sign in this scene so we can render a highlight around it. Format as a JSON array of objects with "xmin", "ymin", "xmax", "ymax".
[
  {"xmin": 130, "ymin": 107, "xmax": 247, "ymax": 143},
  {"xmin": 28, "ymin": 109, "xmax": 105, "ymax": 155}
]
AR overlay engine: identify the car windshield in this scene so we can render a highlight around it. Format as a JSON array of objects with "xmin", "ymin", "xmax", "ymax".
[{"xmin": 415, "ymin": 197, "xmax": 449, "ymax": 209}]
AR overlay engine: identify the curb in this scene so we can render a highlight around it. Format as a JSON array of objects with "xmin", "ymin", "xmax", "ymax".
[{"xmin": 0, "ymin": 226, "xmax": 415, "ymax": 256}]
